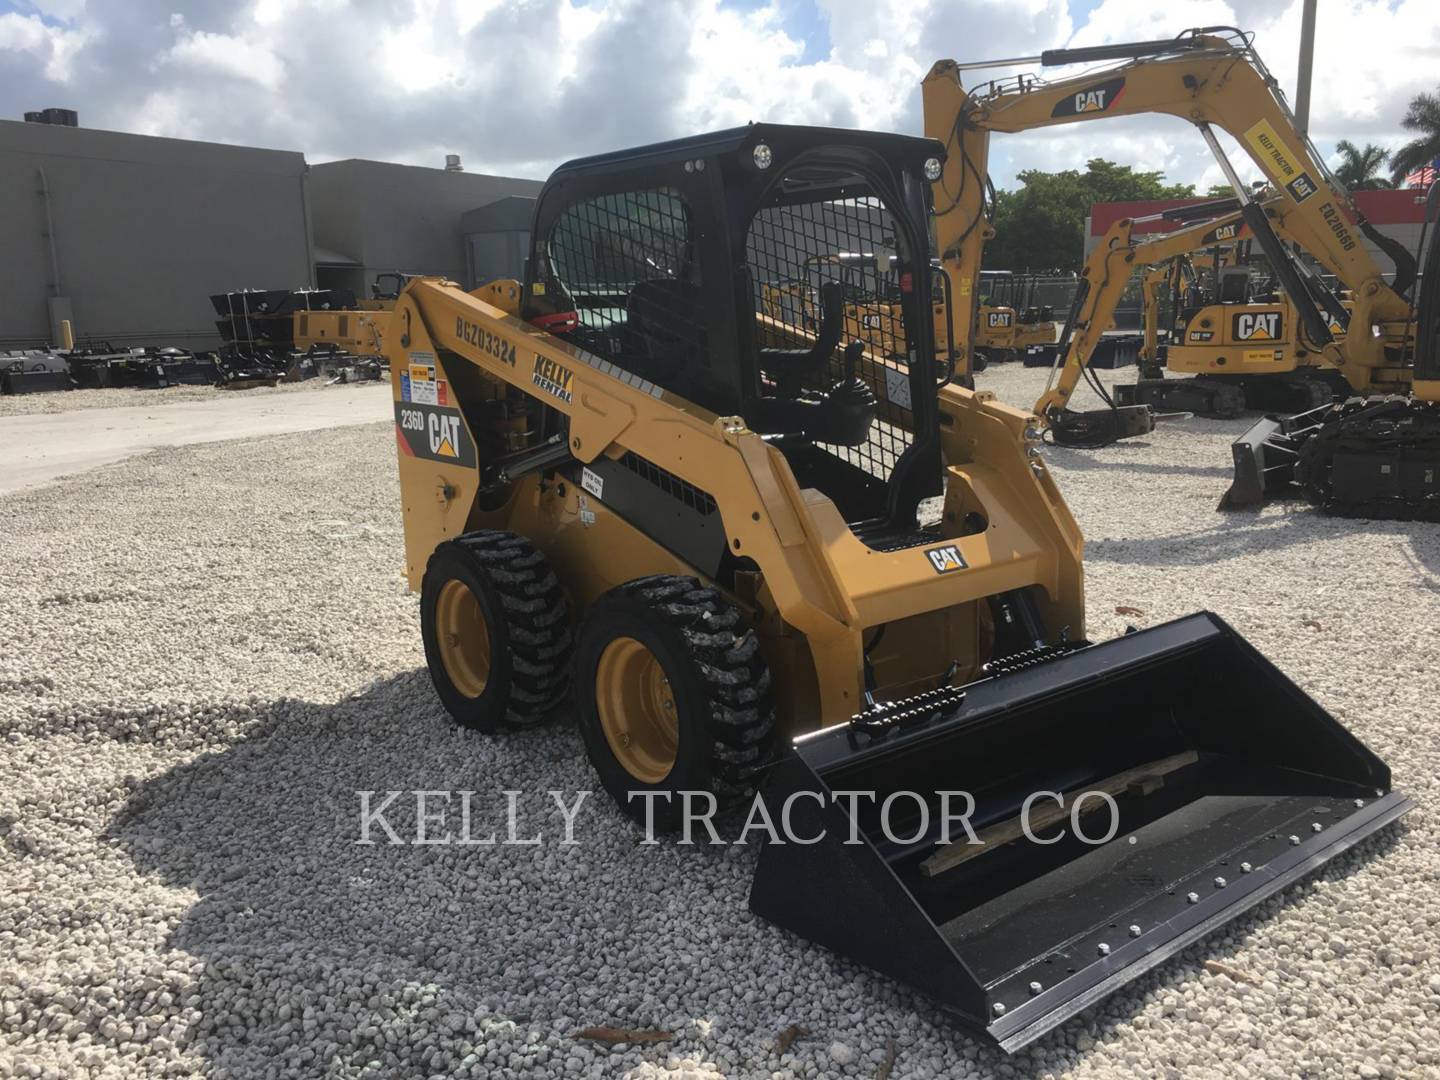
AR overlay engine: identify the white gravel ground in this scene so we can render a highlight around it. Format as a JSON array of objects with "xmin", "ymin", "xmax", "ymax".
[
  {"xmin": 1, "ymin": 363, "xmax": 1437, "ymax": 1079},
  {"xmin": 0, "ymin": 379, "xmax": 336, "ymax": 418}
]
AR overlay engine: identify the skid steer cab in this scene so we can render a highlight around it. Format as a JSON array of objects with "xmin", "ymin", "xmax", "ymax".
[{"xmin": 385, "ymin": 123, "xmax": 1409, "ymax": 1052}]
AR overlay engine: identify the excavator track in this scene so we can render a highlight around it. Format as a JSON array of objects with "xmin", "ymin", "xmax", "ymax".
[
  {"xmin": 1295, "ymin": 397, "xmax": 1440, "ymax": 520},
  {"xmin": 1116, "ymin": 376, "xmax": 1247, "ymax": 419},
  {"xmin": 1237, "ymin": 374, "xmax": 1337, "ymax": 414}
]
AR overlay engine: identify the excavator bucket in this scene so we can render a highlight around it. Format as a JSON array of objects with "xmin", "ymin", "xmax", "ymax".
[{"xmin": 749, "ymin": 612, "xmax": 1410, "ymax": 1053}]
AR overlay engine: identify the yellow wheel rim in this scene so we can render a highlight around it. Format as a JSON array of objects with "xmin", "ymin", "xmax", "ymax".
[
  {"xmin": 435, "ymin": 578, "xmax": 492, "ymax": 698},
  {"xmin": 595, "ymin": 636, "xmax": 679, "ymax": 784}
]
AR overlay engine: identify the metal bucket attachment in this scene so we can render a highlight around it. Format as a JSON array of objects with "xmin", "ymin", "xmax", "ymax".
[
  {"xmin": 749, "ymin": 613, "xmax": 1410, "ymax": 1053},
  {"xmin": 1218, "ymin": 405, "xmax": 1332, "ymax": 510}
]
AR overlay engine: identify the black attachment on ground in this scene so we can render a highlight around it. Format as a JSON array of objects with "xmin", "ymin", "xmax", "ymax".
[
  {"xmin": 1115, "ymin": 377, "xmax": 1246, "ymax": 419},
  {"xmin": 750, "ymin": 611, "xmax": 1411, "ymax": 1054},
  {"xmin": 1047, "ymin": 404, "xmax": 1155, "ymax": 448},
  {"xmin": 1217, "ymin": 403, "xmax": 1333, "ymax": 510}
]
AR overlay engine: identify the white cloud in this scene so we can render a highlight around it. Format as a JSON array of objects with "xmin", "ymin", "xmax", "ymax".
[
  {"xmin": 0, "ymin": 9, "xmax": 90, "ymax": 82},
  {"xmin": 166, "ymin": 25, "xmax": 286, "ymax": 91},
  {"xmin": 0, "ymin": 0, "xmax": 1435, "ymax": 191}
]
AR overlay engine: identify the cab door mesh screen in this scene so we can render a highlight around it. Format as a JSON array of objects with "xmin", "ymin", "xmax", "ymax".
[
  {"xmin": 546, "ymin": 188, "xmax": 705, "ymax": 388},
  {"xmin": 746, "ymin": 196, "xmax": 915, "ymax": 481}
]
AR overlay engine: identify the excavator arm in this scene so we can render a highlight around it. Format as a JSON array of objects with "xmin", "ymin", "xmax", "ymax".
[
  {"xmin": 1138, "ymin": 262, "xmax": 1177, "ymax": 373},
  {"xmin": 1036, "ymin": 206, "xmax": 1259, "ymax": 418},
  {"xmin": 924, "ymin": 27, "xmax": 1414, "ymax": 395}
]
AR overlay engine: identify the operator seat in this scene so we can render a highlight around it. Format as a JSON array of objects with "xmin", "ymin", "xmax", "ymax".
[{"xmin": 626, "ymin": 278, "xmax": 703, "ymax": 385}]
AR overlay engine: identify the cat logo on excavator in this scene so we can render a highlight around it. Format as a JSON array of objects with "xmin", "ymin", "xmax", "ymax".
[
  {"xmin": 1234, "ymin": 311, "xmax": 1282, "ymax": 341},
  {"xmin": 1051, "ymin": 76, "xmax": 1125, "ymax": 117}
]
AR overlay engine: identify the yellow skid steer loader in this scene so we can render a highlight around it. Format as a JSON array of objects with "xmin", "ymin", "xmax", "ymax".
[{"xmin": 386, "ymin": 123, "xmax": 1410, "ymax": 1052}]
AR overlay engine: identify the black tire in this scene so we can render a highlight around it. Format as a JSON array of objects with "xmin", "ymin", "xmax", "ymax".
[
  {"xmin": 574, "ymin": 575, "xmax": 775, "ymax": 831},
  {"xmin": 420, "ymin": 531, "xmax": 572, "ymax": 732}
]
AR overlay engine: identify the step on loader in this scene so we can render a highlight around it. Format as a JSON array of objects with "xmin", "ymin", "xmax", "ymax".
[{"xmin": 385, "ymin": 123, "xmax": 1411, "ymax": 1052}]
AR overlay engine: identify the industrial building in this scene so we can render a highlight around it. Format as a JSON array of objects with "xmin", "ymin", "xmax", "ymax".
[
  {"xmin": 0, "ymin": 117, "xmax": 312, "ymax": 351},
  {"xmin": 309, "ymin": 159, "xmax": 542, "ymax": 298},
  {"xmin": 1, "ymin": 113, "xmax": 541, "ymax": 351},
  {"xmin": 460, "ymin": 196, "xmax": 536, "ymax": 288}
]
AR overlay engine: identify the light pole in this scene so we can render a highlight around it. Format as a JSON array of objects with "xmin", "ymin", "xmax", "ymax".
[{"xmin": 1294, "ymin": 0, "xmax": 1318, "ymax": 136}]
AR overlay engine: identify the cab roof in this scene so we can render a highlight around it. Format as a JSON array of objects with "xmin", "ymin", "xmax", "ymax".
[{"xmin": 548, "ymin": 122, "xmax": 945, "ymax": 183}]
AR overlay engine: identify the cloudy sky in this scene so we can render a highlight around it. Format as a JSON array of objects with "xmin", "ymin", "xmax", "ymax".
[{"xmin": 1, "ymin": 0, "xmax": 1437, "ymax": 190}]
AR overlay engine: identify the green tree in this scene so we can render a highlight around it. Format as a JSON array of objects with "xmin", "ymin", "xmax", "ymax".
[
  {"xmin": 1390, "ymin": 89, "xmax": 1440, "ymax": 184},
  {"xmin": 987, "ymin": 159, "xmax": 1194, "ymax": 272},
  {"xmin": 1332, "ymin": 139, "xmax": 1393, "ymax": 190}
]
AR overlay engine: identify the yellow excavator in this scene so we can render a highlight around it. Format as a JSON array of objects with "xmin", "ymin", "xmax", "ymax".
[
  {"xmin": 923, "ymin": 26, "xmax": 1438, "ymax": 518},
  {"xmin": 383, "ymin": 120, "xmax": 1408, "ymax": 1051},
  {"xmin": 760, "ymin": 253, "xmax": 1030, "ymax": 380},
  {"xmin": 1034, "ymin": 196, "xmax": 1352, "ymax": 442},
  {"xmin": 973, "ymin": 270, "xmax": 1058, "ymax": 366},
  {"xmin": 1024, "ymin": 202, "xmax": 1262, "ymax": 444},
  {"xmin": 1135, "ymin": 246, "xmax": 1353, "ymax": 410}
]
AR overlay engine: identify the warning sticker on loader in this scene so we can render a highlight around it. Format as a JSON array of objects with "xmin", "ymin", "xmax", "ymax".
[
  {"xmin": 581, "ymin": 467, "xmax": 604, "ymax": 499},
  {"xmin": 402, "ymin": 362, "xmax": 449, "ymax": 407},
  {"xmin": 884, "ymin": 367, "xmax": 913, "ymax": 411},
  {"xmin": 394, "ymin": 402, "xmax": 475, "ymax": 467}
]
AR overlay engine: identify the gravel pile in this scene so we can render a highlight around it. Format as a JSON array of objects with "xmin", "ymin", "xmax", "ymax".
[
  {"xmin": 0, "ymin": 379, "xmax": 334, "ymax": 418},
  {"xmin": 1, "ymin": 365, "xmax": 1437, "ymax": 1079}
]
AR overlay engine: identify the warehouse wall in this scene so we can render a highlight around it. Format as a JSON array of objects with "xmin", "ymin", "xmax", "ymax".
[
  {"xmin": 309, "ymin": 160, "xmax": 542, "ymax": 293},
  {"xmin": 0, "ymin": 119, "xmax": 312, "ymax": 350}
]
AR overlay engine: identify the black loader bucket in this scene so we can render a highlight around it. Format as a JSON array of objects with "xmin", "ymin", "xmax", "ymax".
[
  {"xmin": 749, "ymin": 613, "xmax": 1410, "ymax": 1053},
  {"xmin": 1219, "ymin": 404, "xmax": 1332, "ymax": 510}
]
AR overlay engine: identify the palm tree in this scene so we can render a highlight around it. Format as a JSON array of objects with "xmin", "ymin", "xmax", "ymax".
[
  {"xmin": 1390, "ymin": 89, "xmax": 1440, "ymax": 185},
  {"xmin": 1332, "ymin": 140, "xmax": 1393, "ymax": 190}
]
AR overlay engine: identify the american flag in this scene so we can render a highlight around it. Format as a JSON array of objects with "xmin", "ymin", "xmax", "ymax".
[{"xmin": 1403, "ymin": 156, "xmax": 1440, "ymax": 189}]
